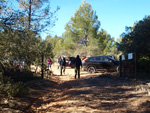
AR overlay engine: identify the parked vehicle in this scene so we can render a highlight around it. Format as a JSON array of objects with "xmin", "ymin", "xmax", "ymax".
[
  {"xmin": 82, "ymin": 56, "xmax": 119, "ymax": 73},
  {"xmin": 68, "ymin": 56, "xmax": 75, "ymax": 68},
  {"xmin": 61, "ymin": 55, "xmax": 75, "ymax": 68},
  {"xmin": 81, "ymin": 56, "xmax": 86, "ymax": 60}
]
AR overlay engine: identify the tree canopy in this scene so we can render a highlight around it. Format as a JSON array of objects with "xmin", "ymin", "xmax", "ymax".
[
  {"xmin": 119, "ymin": 16, "xmax": 150, "ymax": 59},
  {"xmin": 64, "ymin": 1, "xmax": 100, "ymax": 46},
  {"xmin": 0, "ymin": 0, "xmax": 119, "ymax": 66},
  {"xmin": 57, "ymin": 1, "xmax": 117, "ymax": 58},
  {"xmin": 0, "ymin": 0, "xmax": 58, "ymax": 67},
  {"xmin": 16, "ymin": 0, "xmax": 59, "ymax": 33}
]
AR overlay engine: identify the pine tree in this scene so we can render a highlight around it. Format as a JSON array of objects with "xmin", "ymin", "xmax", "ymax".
[{"xmin": 64, "ymin": 1, "xmax": 100, "ymax": 46}]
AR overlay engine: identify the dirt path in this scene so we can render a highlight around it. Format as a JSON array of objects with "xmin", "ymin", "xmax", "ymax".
[
  {"xmin": 27, "ymin": 63, "xmax": 150, "ymax": 113},
  {"xmin": 1, "ymin": 63, "xmax": 150, "ymax": 113}
]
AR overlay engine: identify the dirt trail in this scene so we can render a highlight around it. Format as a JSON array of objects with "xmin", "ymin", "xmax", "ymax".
[
  {"xmin": 1, "ymin": 63, "xmax": 150, "ymax": 113},
  {"xmin": 27, "ymin": 63, "xmax": 150, "ymax": 113},
  {"xmin": 51, "ymin": 63, "xmax": 101, "ymax": 82}
]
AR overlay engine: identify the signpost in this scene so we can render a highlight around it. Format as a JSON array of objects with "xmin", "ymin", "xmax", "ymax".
[
  {"xmin": 121, "ymin": 55, "xmax": 125, "ymax": 60},
  {"xmin": 119, "ymin": 52, "xmax": 137, "ymax": 78},
  {"xmin": 128, "ymin": 53, "xmax": 133, "ymax": 60}
]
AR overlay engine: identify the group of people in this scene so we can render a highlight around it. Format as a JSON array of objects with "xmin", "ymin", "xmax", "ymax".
[
  {"xmin": 47, "ymin": 55, "xmax": 82, "ymax": 79},
  {"xmin": 57, "ymin": 55, "xmax": 82, "ymax": 79}
]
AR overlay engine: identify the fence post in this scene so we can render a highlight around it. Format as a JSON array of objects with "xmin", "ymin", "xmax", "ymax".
[
  {"xmin": 41, "ymin": 53, "xmax": 44, "ymax": 79},
  {"xmin": 119, "ymin": 55, "xmax": 122, "ymax": 77},
  {"xmin": 134, "ymin": 52, "xmax": 137, "ymax": 78}
]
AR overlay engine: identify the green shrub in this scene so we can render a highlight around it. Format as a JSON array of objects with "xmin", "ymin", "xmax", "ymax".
[
  {"xmin": 7, "ymin": 82, "xmax": 25, "ymax": 97},
  {"xmin": 138, "ymin": 59, "xmax": 150, "ymax": 73},
  {"xmin": 0, "ymin": 73, "xmax": 26, "ymax": 97},
  {"xmin": 0, "ymin": 62, "xmax": 41, "ymax": 97}
]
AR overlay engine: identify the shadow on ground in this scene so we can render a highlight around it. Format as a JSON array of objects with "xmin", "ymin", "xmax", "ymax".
[
  {"xmin": 1, "ymin": 73, "xmax": 150, "ymax": 113},
  {"xmin": 26, "ymin": 74, "xmax": 150, "ymax": 113}
]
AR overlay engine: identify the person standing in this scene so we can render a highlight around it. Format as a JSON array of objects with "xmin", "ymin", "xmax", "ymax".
[
  {"xmin": 60, "ymin": 57, "xmax": 66, "ymax": 75},
  {"xmin": 74, "ymin": 55, "xmax": 82, "ymax": 79},
  {"xmin": 47, "ymin": 58, "xmax": 52, "ymax": 69},
  {"xmin": 57, "ymin": 56, "xmax": 61, "ymax": 69}
]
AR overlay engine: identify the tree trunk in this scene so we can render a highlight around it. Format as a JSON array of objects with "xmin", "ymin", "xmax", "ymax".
[
  {"xmin": 28, "ymin": 0, "xmax": 32, "ymax": 29},
  {"xmin": 0, "ymin": 61, "xmax": 6, "ymax": 75}
]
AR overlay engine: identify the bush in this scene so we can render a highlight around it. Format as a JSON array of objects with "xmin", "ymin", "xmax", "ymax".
[
  {"xmin": 6, "ymin": 82, "xmax": 25, "ymax": 97},
  {"xmin": 0, "ymin": 62, "xmax": 41, "ymax": 97},
  {"xmin": 2, "ymin": 67, "xmax": 40, "ymax": 83},
  {"xmin": 0, "ymin": 73, "xmax": 26, "ymax": 97},
  {"xmin": 136, "ymin": 59, "xmax": 150, "ymax": 79},
  {"xmin": 138, "ymin": 59, "xmax": 150, "ymax": 73}
]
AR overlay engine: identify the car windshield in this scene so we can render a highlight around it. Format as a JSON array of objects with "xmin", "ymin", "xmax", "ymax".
[
  {"xmin": 101, "ymin": 57, "xmax": 111, "ymax": 62},
  {"xmin": 107, "ymin": 56, "xmax": 116, "ymax": 61}
]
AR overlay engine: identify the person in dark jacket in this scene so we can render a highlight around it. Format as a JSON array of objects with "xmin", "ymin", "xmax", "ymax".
[
  {"xmin": 57, "ymin": 56, "xmax": 61, "ymax": 69},
  {"xmin": 74, "ymin": 55, "xmax": 82, "ymax": 79},
  {"xmin": 60, "ymin": 57, "xmax": 66, "ymax": 75}
]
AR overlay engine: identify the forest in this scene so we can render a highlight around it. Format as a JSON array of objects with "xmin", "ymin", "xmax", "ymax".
[{"xmin": 0, "ymin": 0, "xmax": 150, "ymax": 112}]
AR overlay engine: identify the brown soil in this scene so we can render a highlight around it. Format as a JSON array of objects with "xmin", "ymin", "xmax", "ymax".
[{"xmin": 0, "ymin": 63, "xmax": 150, "ymax": 113}]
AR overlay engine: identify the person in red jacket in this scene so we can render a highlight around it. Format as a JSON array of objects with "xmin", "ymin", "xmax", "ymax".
[{"xmin": 47, "ymin": 58, "xmax": 52, "ymax": 69}]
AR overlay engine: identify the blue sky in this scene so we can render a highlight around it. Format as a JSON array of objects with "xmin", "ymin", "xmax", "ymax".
[{"xmin": 47, "ymin": 0, "xmax": 150, "ymax": 40}]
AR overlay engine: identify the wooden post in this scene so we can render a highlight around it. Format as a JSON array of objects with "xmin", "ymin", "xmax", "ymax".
[
  {"xmin": 134, "ymin": 52, "xmax": 137, "ymax": 78},
  {"xmin": 41, "ymin": 53, "xmax": 44, "ymax": 79},
  {"xmin": 119, "ymin": 55, "xmax": 122, "ymax": 77}
]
